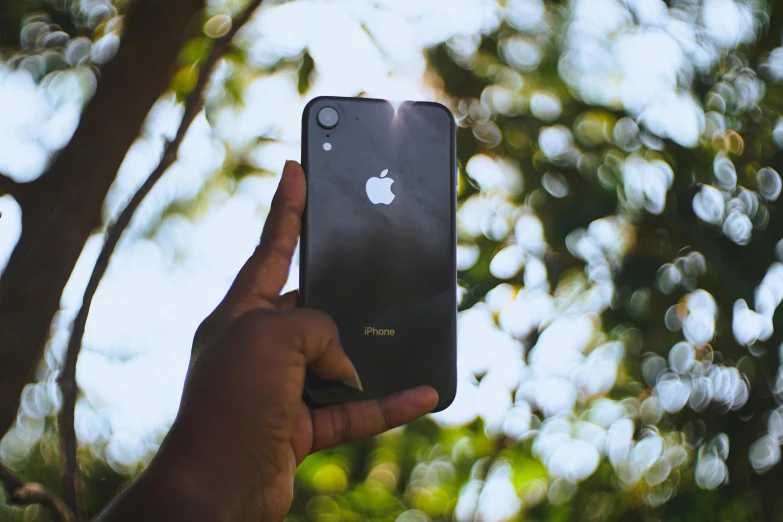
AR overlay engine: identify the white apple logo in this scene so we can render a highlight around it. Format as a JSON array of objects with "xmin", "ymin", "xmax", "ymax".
[{"xmin": 365, "ymin": 168, "xmax": 396, "ymax": 205}]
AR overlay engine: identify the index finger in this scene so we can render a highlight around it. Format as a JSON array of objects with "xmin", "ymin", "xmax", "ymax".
[
  {"xmin": 310, "ymin": 387, "xmax": 440, "ymax": 453},
  {"xmin": 218, "ymin": 160, "xmax": 306, "ymax": 320}
]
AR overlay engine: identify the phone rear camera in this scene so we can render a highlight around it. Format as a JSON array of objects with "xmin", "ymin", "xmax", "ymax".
[{"xmin": 317, "ymin": 107, "xmax": 339, "ymax": 129}]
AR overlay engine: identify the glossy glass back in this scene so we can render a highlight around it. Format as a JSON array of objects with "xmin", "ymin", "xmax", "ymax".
[{"xmin": 300, "ymin": 96, "xmax": 457, "ymax": 411}]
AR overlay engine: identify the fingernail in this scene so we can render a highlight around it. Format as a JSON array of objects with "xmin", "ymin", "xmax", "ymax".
[
  {"xmin": 284, "ymin": 159, "xmax": 298, "ymax": 172},
  {"xmin": 279, "ymin": 159, "xmax": 291, "ymax": 176},
  {"xmin": 342, "ymin": 366, "xmax": 363, "ymax": 392}
]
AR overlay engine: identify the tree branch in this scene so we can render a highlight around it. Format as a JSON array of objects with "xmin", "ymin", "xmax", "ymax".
[
  {"xmin": 0, "ymin": 460, "xmax": 75, "ymax": 522},
  {"xmin": 58, "ymin": 0, "xmax": 266, "ymax": 516},
  {"xmin": 0, "ymin": 0, "xmax": 206, "ymax": 515}
]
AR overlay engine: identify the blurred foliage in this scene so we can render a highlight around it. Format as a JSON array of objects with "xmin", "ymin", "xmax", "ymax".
[{"xmin": 3, "ymin": 0, "xmax": 783, "ymax": 521}]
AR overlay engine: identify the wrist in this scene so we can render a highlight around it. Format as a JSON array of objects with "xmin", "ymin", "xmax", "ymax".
[
  {"xmin": 138, "ymin": 454, "xmax": 236, "ymax": 522},
  {"xmin": 97, "ymin": 440, "xmax": 238, "ymax": 522},
  {"xmin": 143, "ymin": 420, "xmax": 264, "ymax": 521}
]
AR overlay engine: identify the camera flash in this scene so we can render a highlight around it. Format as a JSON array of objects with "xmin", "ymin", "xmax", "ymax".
[{"xmin": 323, "ymin": 142, "xmax": 332, "ymax": 151}]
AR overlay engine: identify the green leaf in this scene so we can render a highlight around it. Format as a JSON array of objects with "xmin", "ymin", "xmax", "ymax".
[
  {"xmin": 227, "ymin": 161, "xmax": 258, "ymax": 182},
  {"xmin": 181, "ymin": 36, "xmax": 212, "ymax": 64},
  {"xmin": 297, "ymin": 50, "xmax": 314, "ymax": 95}
]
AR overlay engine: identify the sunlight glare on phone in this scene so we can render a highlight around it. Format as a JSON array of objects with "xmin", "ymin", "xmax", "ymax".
[{"xmin": 389, "ymin": 99, "xmax": 404, "ymax": 119}]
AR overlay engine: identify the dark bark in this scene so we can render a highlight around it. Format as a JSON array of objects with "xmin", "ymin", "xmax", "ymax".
[
  {"xmin": 0, "ymin": 173, "xmax": 21, "ymax": 198},
  {"xmin": 57, "ymin": 0, "xmax": 265, "ymax": 514},
  {"xmin": 0, "ymin": 461, "xmax": 76, "ymax": 522},
  {"xmin": 0, "ymin": 0, "xmax": 204, "ymax": 496}
]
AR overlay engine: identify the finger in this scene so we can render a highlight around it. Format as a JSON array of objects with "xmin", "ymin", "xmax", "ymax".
[
  {"xmin": 310, "ymin": 386, "xmax": 439, "ymax": 452},
  {"xmin": 277, "ymin": 290, "xmax": 299, "ymax": 309},
  {"xmin": 218, "ymin": 161, "xmax": 306, "ymax": 320},
  {"xmin": 196, "ymin": 287, "xmax": 298, "ymax": 352},
  {"xmin": 263, "ymin": 308, "xmax": 358, "ymax": 384}
]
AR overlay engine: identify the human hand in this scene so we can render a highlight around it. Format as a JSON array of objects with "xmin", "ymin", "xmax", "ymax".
[{"xmin": 149, "ymin": 161, "xmax": 439, "ymax": 521}]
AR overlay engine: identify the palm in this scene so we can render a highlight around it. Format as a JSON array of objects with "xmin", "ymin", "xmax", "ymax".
[
  {"xmin": 197, "ymin": 161, "xmax": 438, "ymax": 521},
  {"xmin": 254, "ymin": 402, "xmax": 313, "ymax": 521}
]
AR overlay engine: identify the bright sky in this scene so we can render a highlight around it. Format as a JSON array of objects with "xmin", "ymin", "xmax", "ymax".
[{"xmin": 0, "ymin": 0, "xmax": 773, "ymax": 515}]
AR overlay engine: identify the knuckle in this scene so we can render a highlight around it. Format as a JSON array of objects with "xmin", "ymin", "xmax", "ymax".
[
  {"xmin": 192, "ymin": 315, "xmax": 221, "ymax": 353},
  {"xmin": 380, "ymin": 404, "xmax": 394, "ymax": 432},
  {"xmin": 269, "ymin": 239, "xmax": 295, "ymax": 261},
  {"xmin": 301, "ymin": 308, "xmax": 339, "ymax": 335},
  {"xmin": 256, "ymin": 236, "xmax": 294, "ymax": 264},
  {"xmin": 193, "ymin": 319, "xmax": 212, "ymax": 346},
  {"xmin": 332, "ymin": 406, "xmax": 353, "ymax": 445},
  {"xmin": 281, "ymin": 308, "xmax": 339, "ymax": 339},
  {"xmin": 230, "ymin": 309, "xmax": 305, "ymax": 359},
  {"xmin": 232, "ymin": 308, "xmax": 275, "ymax": 335}
]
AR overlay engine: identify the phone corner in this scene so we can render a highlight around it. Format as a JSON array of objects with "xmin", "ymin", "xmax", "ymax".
[
  {"xmin": 415, "ymin": 100, "xmax": 456, "ymax": 126},
  {"xmin": 432, "ymin": 396, "xmax": 456, "ymax": 413},
  {"xmin": 431, "ymin": 381, "xmax": 457, "ymax": 413},
  {"xmin": 302, "ymin": 96, "xmax": 329, "ymax": 119}
]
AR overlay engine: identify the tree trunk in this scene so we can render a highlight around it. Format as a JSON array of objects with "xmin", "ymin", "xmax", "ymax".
[{"xmin": 0, "ymin": 0, "xmax": 204, "ymax": 438}]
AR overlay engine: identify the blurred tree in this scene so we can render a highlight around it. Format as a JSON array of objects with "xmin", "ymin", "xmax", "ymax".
[
  {"xmin": 2, "ymin": 0, "xmax": 783, "ymax": 521},
  {"xmin": 0, "ymin": 0, "xmax": 203, "ymax": 442}
]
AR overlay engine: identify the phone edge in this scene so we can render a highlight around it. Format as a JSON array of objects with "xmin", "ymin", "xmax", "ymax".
[{"xmin": 299, "ymin": 96, "xmax": 458, "ymax": 413}]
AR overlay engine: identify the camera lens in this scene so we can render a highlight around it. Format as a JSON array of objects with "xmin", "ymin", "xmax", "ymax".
[{"xmin": 317, "ymin": 107, "xmax": 339, "ymax": 129}]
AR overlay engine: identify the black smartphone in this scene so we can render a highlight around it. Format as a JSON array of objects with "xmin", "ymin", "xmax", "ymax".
[{"xmin": 299, "ymin": 96, "xmax": 457, "ymax": 412}]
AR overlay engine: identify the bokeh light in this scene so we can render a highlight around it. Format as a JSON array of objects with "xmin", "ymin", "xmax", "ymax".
[{"xmin": 2, "ymin": 0, "xmax": 783, "ymax": 519}]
